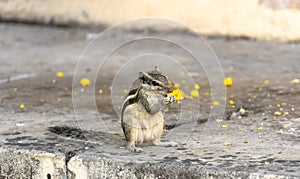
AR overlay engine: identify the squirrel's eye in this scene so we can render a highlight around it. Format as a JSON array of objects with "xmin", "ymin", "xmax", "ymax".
[{"xmin": 152, "ymin": 81, "xmax": 159, "ymax": 86}]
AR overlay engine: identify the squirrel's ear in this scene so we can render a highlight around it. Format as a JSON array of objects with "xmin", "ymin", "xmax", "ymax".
[
  {"xmin": 139, "ymin": 71, "xmax": 144, "ymax": 77},
  {"xmin": 139, "ymin": 71, "xmax": 146, "ymax": 83}
]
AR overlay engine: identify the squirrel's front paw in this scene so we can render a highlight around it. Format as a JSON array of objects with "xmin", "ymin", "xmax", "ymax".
[{"xmin": 164, "ymin": 96, "xmax": 176, "ymax": 104}]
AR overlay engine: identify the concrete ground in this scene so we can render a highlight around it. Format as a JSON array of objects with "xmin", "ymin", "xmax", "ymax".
[{"xmin": 0, "ymin": 23, "xmax": 299, "ymax": 178}]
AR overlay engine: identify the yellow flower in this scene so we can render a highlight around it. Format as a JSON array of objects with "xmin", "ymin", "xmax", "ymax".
[
  {"xmin": 221, "ymin": 125, "xmax": 228, "ymax": 128},
  {"xmin": 239, "ymin": 108, "xmax": 246, "ymax": 115},
  {"xmin": 229, "ymin": 100, "xmax": 235, "ymax": 105},
  {"xmin": 168, "ymin": 89, "xmax": 183, "ymax": 101},
  {"xmin": 224, "ymin": 77, "xmax": 232, "ymax": 87},
  {"xmin": 223, "ymin": 142, "xmax": 231, "ymax": 146},
  {"xmin": 213, "ymin": 101, "xmax": 219, "ymax": 106},
  {"xmin": 274, "ymin": 111, "xmax": 282, "ymax": 116},
  {"xmin": 173, "ymin": 83, "xmax": 180, "ymax": 89},
  {"xmin": 264, "ymin": 161, "xmax": 270, "ymax": 165},
  {"xmin": 278, "ymin": 129, "xmax": 284, "ymax": 134},
  {"xmin": 190, "ymin": 90, "xmax": 199, "ymax": 98},
  {"xmin": 290, "ymin": 79, "xmax": 299, "ymax": 84},
  {"xmin": 98, "ymin": 89, "xmax": 103, "ymax": 94},
  {"xmin": 264, "ymin": 80, "xmax": 270, "ymax": 84},
  {"xmin": 257, "ymin": 127, "xmax": 263, "ymax": 131},
  {"xmin": 194, "ymin": 84, "xmax": 200, "ymax": 90},
  {"xmin": 80, "ymin": 78, "xmax": 91, "ymax": 87},
  {"xmin": 19, "ymin": 103, "xmax": 25, "ymax": 109},
  {"xmin": 56, "ymin": 71, "xmax": 64, "ymax": 78}
]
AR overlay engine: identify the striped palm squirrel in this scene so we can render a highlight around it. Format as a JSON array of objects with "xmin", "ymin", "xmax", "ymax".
[{"xmin": 121, "ymin": 67, "xmax": 177, "ymax": 152}]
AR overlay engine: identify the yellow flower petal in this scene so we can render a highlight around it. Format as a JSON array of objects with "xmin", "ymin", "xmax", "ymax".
[
  {"xmin": 221, "ymin": 125, "xmax": 228, "ymax": 128},
  {"xmin": 229, "ymin": 100, "xmax": 235, "ymax": 105},
  {"xmin": 80, "ymin": 78, "xmax": 91, "ymax": 87},
  {"xmin": 169, "ymin": 89, "xmax": 184, "ymax": 101},
  {"xmin": 56, "ymin": 71, "xmax": 64, "ymax": 78},
  {"xmin": 239, "ymin": 108, "xmax": 246, "ymax": 115},
  {"xmin": 174, "ymin": 83, "xmax": 180, "ymax": 89},
  {"xmin": 194, "ymin": 84, "xmax": 200, "ymax": 90},
  {"xmin": 290, "ymin": 79, "xmax": 299, "ymax": 84},
  {"xmin": 223, "ymin": 142, "xmax": 231, "ymax": 146},
  {"xmin": 278, "ymin": 129, "xmax": 284, "ymax": 134},
  {"xmin": 98, "ymin": 89, "xmax": 103, "ymax": 94},
  {"xmin": 19, "ymin": 104, "xmax": 25, "ymax": 109},
  {"xmin": 190, "ymin": 90, "xmax": 199, "ymax": 98},
  {"xmin": 257, "ymin": 127, "xmax": 263, "ymax": 131},
  {"xmin": 264, "ymin": 80, "xmax": 270, "ymax": 84},
  {"xmin": 224, "ymin": 77, "xmax": 233, "ymax": 87},
  {"xmin": 274, "ymin": 111, "xmax": 282, "ymax": 116},
  {"xmin": 264, "ymin": 161, "xmax": 270, "ymax": 165},
  {"xmin": 213, "ymin": 101, "xmax": 219, "ymax": 106}
]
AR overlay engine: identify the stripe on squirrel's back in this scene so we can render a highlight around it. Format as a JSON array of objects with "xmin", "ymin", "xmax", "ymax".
[{"xmin": 121, "ymin": 87, "xmax": 141, "ymax": 120}]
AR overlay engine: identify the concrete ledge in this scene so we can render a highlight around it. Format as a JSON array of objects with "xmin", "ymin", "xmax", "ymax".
[
  {"xmin": 0, "ymin": 147, "xmax": 286, "ymax": 179},
  {"xmin": 1, "ymin": 0, "xmax": 300, "ymax": 41}
]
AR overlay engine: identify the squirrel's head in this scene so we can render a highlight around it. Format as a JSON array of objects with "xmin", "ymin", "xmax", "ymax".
[{"xmin": 138, "ymin": 67, "xmax": 173, "ymax": 96}]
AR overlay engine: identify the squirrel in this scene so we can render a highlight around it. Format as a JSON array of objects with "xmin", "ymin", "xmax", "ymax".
[{"xmin": 121, "ymin": 67, "xmax": 177, "ymax": 152}]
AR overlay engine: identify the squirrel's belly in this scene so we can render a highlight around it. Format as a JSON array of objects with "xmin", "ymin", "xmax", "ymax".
[
  {"xmin": 135, "ymin": 121, "xmax": 163, "ymax": 143},
  {"xmin": 123, "ymin": 103, "xmax": 164, "ymax": 143}
]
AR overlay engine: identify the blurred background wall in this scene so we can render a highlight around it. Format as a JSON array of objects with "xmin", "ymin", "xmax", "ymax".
[{"xmin": 0, "ymin": 0, "xmax": 300, "ymax": 41}]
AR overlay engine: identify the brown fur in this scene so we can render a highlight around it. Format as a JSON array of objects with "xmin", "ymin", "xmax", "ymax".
[
  {"xmin": 122, "ymin": 102, "xmax": 164, "ymax": 144},
  {"xmin": 121, "ymin": 69, "xmax": 177, "ymax": 152}
]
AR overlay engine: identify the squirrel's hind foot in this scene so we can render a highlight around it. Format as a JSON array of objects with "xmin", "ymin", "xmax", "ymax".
[{"xmin": 127, "ymin": 144, "xmax": 143, "ymax": 153}]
